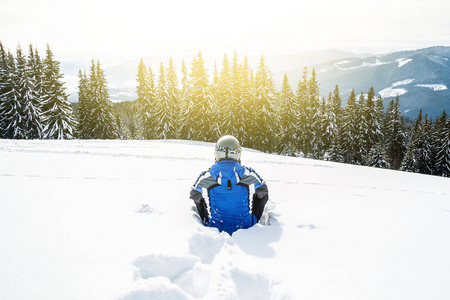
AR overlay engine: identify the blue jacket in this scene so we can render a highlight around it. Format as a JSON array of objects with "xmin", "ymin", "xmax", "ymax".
[{"xmin": 190, "ymin": 160, "xmax": 269, "ymax": 235}]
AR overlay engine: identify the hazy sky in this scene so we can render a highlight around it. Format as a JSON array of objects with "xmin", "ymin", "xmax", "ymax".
[{"xmin": 2, "ymin": 0, "xmax": 450, "ymax": 63}]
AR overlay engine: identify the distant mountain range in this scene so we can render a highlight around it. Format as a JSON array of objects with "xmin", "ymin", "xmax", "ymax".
[
  {"xmin": 63, "ymin": 46, "xmax": 450, "ymax": 119},
  {"xmin": 279, "ymin": 46, "xmax": 450, "ymax": 119}
]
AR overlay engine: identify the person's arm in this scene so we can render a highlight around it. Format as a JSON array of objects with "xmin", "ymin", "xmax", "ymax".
[
  {"xmin": 190, "ymin": 190, "xmax": 209, "ymax": 224},
  {"xmin": 252, "ymin": 184, "xmax": 269, "ymax": 221}
]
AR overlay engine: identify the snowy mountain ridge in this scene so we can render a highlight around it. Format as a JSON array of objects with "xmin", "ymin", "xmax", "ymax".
[
  {"xmin": 1, "ymin": 139, "xmax": 449, "ymax": 300},
  {"xmin": 280, "ymin": 46, "xmax": 450, "ymax": 118}
]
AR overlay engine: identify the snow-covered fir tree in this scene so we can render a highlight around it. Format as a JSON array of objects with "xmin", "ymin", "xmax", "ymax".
[
  {"xmin": 239, "ymin": 56, "xmax": 253, "ymax": 148},
  {"xmin": 40, "ymin": 45, "xmax": 76, "ymax": 139},
  {"xmin": 154, "ymin": 61, "xmax": 178, "ymax": 139},
  {"xmin": 295, "ymin": 67, "xmax": 309, "ymax": 156},
  {"xmin": 230, "ymin": 52, "xmax": 247, "ymax": 142},
  {"xmin": 179, "ymin": 60, "xmax": 194, "ymax": 140},
  {"xmin": 27, "ymin": 45, "xmax": 44, "ymax": 108},
  {"xmin": 305, "ymin": 69, "xmax": 322, "ymax": 158},
  {"xmin": 401, "ymin": 111, "xmax": 434, "ymax": 174},
  {"xmin": 278, "ymin": 73, "xmax": 296, "ymax": 154},
  {"xmin": 417, "ymin": 116, "xmax": 434, "ymax": 174},
  {"xmin": 93, "ymin": 60, "xmax": 117, "ymax": 139},
  {"xmin": 136, "ymin": 59, "xmax": 156, "ymax": 139},
  {"xmin": 361, "ymin": 87, "xmax": 381, "ymax": 160},
  {"xmin": 13, "ymin": 45, "xmax": 42, "ymax": 139},
  {"xmin": 341, "ymin": 89, "xmax": 362, "ymax": 164},
  {"xmin": 435, "ymin": 117, "xmax": 450, "ymax": 177},
  {"xmin": 402, "ymin": 111, "xmax": 422, "ymax": 173},
  {"xmin": 210, "ymin": 61, "xmax": 220, "ymax": 135},
  {"xmin": 367, "ymin": 144, "xmax": 390, "ymax": 169},
  {"xmin": 217, "ymin": 54, "xmax": 233, "ymax": 136},
  {"xmin": 166, "ymin": 58, "xmax": 180, "ymax": 136},
  {"xmin": 0, "ymin": 50, "xmax": 21, "ymax": 139},
  {"xmin": 114, "ymin": 101, "xmax": 141, "ymax": 140},
  {"xmin": 0, "ymin": 42, "xmax": 12, "ymax": 138},
  {"xmin": 324, "ymin": 85, "xmax": 343, "ymax": 157},
  {"xmin": 77, "ymin": 70, "xmax": 90, "ymax": 139},
  {"xmin": 317, "ymin": 96, "xmax": 328, "ymax": 157},
  {"xmin": 375, "ymin": 96, "xmax": 385, "ymax": 136},
  {"xmin": 78, "ymin": 60, "xmax": 117, "ymax": 139},
  {"xmin": 190, "ymin": 51, "xmax": 215, "ymax": 142},
  {"xmin": 384, "ymin": 97, "xmax": 406, "ymax": 170},
  {"xmin": 253, "ymin": 56, "xmax": 276, "ymax": 152},
  {"xmin": 433, "ymin": 110, "xmax": 448, "ymax": 176}
]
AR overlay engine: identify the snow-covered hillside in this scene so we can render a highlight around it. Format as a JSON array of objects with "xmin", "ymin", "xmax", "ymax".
[{"xmin": 1, "ymin": 140, "xmax": 449, "ymax": 300}]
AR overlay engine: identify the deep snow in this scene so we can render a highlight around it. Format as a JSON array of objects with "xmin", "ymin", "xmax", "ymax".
[{"xmin": 1, "ymin": 139, "xmax": 449, "ymax": 300}]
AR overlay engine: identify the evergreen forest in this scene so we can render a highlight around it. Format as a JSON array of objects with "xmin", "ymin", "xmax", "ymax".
[{"xmin": 1, "ymin": 42, "xmax": 449, "ymax": 177}]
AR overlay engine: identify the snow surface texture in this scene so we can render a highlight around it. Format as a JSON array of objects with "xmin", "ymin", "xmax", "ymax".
[{"xmin": 1, "ymin": 140, "xmax": 450, "ymax": 300}]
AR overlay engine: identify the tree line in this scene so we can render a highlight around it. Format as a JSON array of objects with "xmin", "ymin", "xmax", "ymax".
[
  {"xmin": 0, "ymin": 42, "xmax": 76, "ymax": 139},
  {"xmin": 128, "ymin": 51, "xmax": 449, "ymax": 176},
  {"xmin": 1, "ymin": 43, "xmax": 449, "ymax": 177}
]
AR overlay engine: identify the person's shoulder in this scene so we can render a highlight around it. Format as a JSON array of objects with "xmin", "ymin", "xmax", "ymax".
[
  {"xmin": 242, "ymin": 165, "xmax": 257, "ymax": 174},
  {"xmin": 241, "ymin": 165, "xmax": 265, "ymax": 183},
  {"xmin": 193, "ymin": 167, "xmax": 211, "ymax": 183}
]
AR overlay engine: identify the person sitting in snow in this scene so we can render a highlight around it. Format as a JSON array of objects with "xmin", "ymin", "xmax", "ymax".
[{"xmin": 190, "ymin": 135, "xmax": 269, "ymax": 235}]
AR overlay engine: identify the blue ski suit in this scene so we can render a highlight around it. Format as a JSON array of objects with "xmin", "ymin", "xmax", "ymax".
[{"xmin": 190, "ymin": 160, "xmax": 269, "ymax": 235}]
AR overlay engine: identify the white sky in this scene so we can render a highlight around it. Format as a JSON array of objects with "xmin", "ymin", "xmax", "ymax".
[{"xmin": 1, "ymin": 0, "xmax": 450, "ymax": 63}]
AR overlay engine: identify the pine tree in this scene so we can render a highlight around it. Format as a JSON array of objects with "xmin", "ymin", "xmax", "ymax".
[
  {"xmin": 324, "ymin": 85, "xmax": 343, "ymax": 155},
  {"xmin": 361, "ymin": 87, "xmax": 380, "ymax": 161},
  {"xmin": 401, "ymin": 110, "xmax": 433, "ymax": 174},
  {"xmin": 166, "ymin": 58, "xmax": 180, "ymax": 137},
  {"xmin": 0, "ymin": 51, "xmax": 19, "ymax": 139},
  {"xmin": 419, "ymin": 116, "xmax": 435, "ymax": 174},
  {"xmin": 355, "ymin": 92, "xmax": 367, "ymax": 164},
  {"xmin": 433, "ymin": 110, "xmax": 448, "ymax": 175},
  {"xmin": 27, "ymin": 45, "xmax": 44, "ymax": 110},
  {"xmin": 324, "ymin": 142, "xmax": 345, "ymax": 162},
  {"xmin": 80, "ymin": 60, "xmax": 117, "ymax": 139},
  {"xmin": 367, "ymin": 144, "xmax": 390, "ymax": 169},
  {"xmin": 306, "ymin": 69, "xmax": 321, "ymax": 158},
  {"xmin": 295, "ymin": 67, "xmax": 309, "ymax": 156},
  {"xmin": 240, "ymin": 55, "xmax": 253, "ymax": 147},
  {"xmin": 210, "ymin": 62, "xmax": 219, "ymax": 123},
  {"xmin": 77, "ymin": 70, "xmax": 90, "ymax": 138},
  {"xmin": 230, "ymin": 52, "xmax": 246, "ymax": 142},
  {"xmin": 375, "ymin": 95, "xmax": 385, "ymax": 140},
  {"xmin": 14, "ymin": 45, "xmax": 42, "ymax": 139},
  {"xmin": 217, "ymin": 54, "xmax": 232, "ymax": 135},
  {"xmin": 278, "ymin": 73, "xmax": 296, "ymax": 154},
  {"xmin": 179, "ymin": 60, "xmax": 194, "ymax": 140},
  {"xmin": 341, "ymin": 89, "xmax": 361, "ymax": 164},
  {"xmin": 253, "ymin": 56, "xmax": 276, "ymax": 152},
  {"xmin": 190, "ymin": 51, "xmax": 214, "ymax": 141},
  {"xmin": 436, "ymin": 117, "xmax": 450, "ymax": 177},
  {"xmin": 41, "ymin": 44, "xmax": 76, "ymax": 139},
  {"xmin": 402, "ymin": 110, "xmax": 422, "ymax": 172},
  {"xmin": 0, "ymin": 42, "xmax": 12, "ymax": 138},
  {"xmin": 154, "ymin": 61, "xmax": 177, "ymax": 139},
  {"xmin": 317, "ymin": 96, "xmax": 327, "ymax": 158},
  {"xmin": 136, "ymin": 59, "xmax": 156, "ymax": 139},
  {"xmin": 384, "ymin": 97, "xmax": 406, "ymax": 170}
]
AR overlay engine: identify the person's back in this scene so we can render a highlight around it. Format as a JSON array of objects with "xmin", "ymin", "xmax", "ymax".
[{"xmin": 190, "ymin": 135, "xmax": 269, "ymax": 235}]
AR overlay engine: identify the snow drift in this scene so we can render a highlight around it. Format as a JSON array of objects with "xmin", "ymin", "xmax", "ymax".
[{"xmin": 0, "ymin": 139, "xmax": 449, "ymax": 300}]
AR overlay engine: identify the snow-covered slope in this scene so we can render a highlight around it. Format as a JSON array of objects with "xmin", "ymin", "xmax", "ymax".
[{"xmin": 1, "ymin": 140, "xmax": 449, "ymax": 300}]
